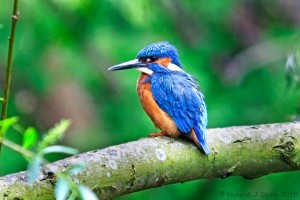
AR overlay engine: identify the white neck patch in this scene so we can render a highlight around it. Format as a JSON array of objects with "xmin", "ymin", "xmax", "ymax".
[
  {"xmin": 167, "ymin": 63, "xmax": 183, "ymax": 72},
  {"xmin": 137, "ymin": 67, "xmax": 153, "ymax": 75}
]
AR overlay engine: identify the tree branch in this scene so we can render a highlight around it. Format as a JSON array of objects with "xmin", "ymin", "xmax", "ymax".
[{"xmin": 1, "ymin": 122, "xmax": 300, "ymax": 199}]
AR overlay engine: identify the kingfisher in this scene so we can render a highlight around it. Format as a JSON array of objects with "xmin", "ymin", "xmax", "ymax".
[{"xmin": 108, "ymin": 41, "xmax": 209, "ymax": 154}]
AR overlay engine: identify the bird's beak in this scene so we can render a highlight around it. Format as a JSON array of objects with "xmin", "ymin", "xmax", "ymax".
[{"xmin": 108, "ymin": 59, "xmax": 146, "ymax": 71}]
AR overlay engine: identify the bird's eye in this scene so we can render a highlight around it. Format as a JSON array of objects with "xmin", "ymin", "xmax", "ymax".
[{"xmin": 139, "ymin": 57, "xmax": 157, "ymax": 63}]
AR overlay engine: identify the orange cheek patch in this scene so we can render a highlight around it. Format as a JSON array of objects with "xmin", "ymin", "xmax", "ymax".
[{"xmin": 155, "ymin": 57, "xmax": 171, "ymax": 67}]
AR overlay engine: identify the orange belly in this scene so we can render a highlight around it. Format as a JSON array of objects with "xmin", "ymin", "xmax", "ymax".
[{"xmin": 137, "ymin": 73, "xmax": 181, "ymax": 137}]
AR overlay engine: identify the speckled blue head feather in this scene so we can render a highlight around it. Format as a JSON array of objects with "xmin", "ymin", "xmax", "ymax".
[{"xmin": 137, "ymin": 41, "xmax": 182, "ymax": 68}]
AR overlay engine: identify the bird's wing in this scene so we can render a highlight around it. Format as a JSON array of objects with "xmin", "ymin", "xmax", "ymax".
[{"xmin": 151, "ymin": 71, "xmax": 209, "ymax": 153}]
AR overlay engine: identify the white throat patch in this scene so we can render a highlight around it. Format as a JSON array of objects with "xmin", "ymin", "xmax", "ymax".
[
  {"xmin": 137, "ymin": 67, "xmax": 153, "ymax": 75},
  {"xmin": 167, "ymin": 63, "xmax": 183, "ymax": 72}
]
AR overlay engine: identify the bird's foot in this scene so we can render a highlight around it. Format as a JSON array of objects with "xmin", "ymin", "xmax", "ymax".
[{"xmin": 148, "ymin": 131, "xmax": 166, "ymax": 137}]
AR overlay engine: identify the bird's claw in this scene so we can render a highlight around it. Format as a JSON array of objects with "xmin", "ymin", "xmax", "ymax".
[{"xmin": 148, "ymin": 132, "xmax": 165, "ymax": 137}]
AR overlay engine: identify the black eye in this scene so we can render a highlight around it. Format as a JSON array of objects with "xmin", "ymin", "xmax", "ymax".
[{"xmin": 139, "ymin": 57, "xmax": 157, "ymax": 63}]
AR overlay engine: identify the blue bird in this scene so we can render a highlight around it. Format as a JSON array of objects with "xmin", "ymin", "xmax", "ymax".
[{"xmin": 108, "ymin": 41, "xmax": 209, "ymax": 154}]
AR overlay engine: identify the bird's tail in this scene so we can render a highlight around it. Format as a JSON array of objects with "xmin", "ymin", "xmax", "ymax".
[{"xmin": 191, "ymin": 126, "xmax": 210, "ymax": 154}]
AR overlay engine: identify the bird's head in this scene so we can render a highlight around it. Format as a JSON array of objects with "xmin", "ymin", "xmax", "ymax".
[{"xmin": 108, "ymin": 41, "xmax": 183, "ymax": 75}]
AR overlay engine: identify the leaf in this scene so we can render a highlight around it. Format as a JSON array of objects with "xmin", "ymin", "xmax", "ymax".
[
  {"xmin": 285, "ymin": 39, "xmax": 300, "ymax": 88},
  {"xmin": 55, "ymin": 177, "xmax": 70, "ymax": 200},
  {"xmin": 38, "ymin": 120, "xmax": 71, "ymax": 151},
  {"xmin": 0, "ymin": 97, "xmax": 3, "ymax": 102},
  {"xmin": 68, "ymin": 192, "xmax": 77, "ymax": 200},
  {"xmin": 27, "ymin": 155, "xmax": 43, "ymax": 184},
  {"xmin": 78, "ymin": 185, "xmax": 98, "ymax": 200},
  {"xmin": 65, "ymin": 163, "xmax": 86, "ymax": 175},
  {"xmin": 0, "ymin": 117, "xmax": 18, "ymax": 134},
  {"xmin": 41, "ymin": 145, "xmax": 79, "ymax": 155},
  {"xmin": 23, "ymin": 127, "xmax": 38, "ymax": 149}
]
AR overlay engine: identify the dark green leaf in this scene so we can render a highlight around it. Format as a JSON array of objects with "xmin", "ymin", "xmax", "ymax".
[{"xmin": 68, "ymin": 192, "xmax": 77, "ymax": 200}]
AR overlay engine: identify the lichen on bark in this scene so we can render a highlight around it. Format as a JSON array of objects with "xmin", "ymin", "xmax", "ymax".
[{"xmin": 1, "ymin": 122, "xmax": 300, "ymax": 199}]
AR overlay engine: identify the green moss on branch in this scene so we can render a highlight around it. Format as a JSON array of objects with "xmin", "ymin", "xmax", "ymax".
[{"xmin": 1, "ymin": 122, "xmax": 300, "ymax": 199}]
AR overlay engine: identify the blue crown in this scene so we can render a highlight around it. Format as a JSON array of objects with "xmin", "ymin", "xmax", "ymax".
[{"xmin": 137, "ymin": 41, "xmax": 182, "ymax": 68}]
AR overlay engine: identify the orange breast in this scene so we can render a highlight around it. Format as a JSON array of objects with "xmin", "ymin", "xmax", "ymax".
[{"xmin": 137, "ymin": 73, "xmax": 181, "ymax": 137}]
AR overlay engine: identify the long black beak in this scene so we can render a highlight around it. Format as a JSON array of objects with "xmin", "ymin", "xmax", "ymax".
[{"xmin": 108, "ymin": 59, "xmax": 147, "ymax": 71}]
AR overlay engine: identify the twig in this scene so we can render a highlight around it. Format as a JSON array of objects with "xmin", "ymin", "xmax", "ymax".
[
  {"xmin": 2, "ymin": 139, "xmax": 35, "ymax": 159},
  {"xmin": 0, "ymin": 0, "xmax": 20, "ymax": 152}
]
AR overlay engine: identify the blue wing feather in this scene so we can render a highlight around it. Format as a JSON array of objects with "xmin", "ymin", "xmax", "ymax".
[{"xmin": 150, "ymin": 67, "xmax": 209, "ymax": 154}]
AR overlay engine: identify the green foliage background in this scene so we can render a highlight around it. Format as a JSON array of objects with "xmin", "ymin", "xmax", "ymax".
[{"xmin": 1, "ymin": 0, "xmax": 300, "ymax": 199}]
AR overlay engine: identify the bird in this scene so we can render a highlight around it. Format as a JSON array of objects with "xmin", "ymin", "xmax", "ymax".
[{"xmin": 108, "ymin": 41, "xmax": 209, "ymax": 154}]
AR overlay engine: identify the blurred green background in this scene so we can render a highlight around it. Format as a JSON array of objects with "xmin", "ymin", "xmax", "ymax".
[{"xmin": 1, "ymin": 0, "xmax": 300, "ymax": 199}]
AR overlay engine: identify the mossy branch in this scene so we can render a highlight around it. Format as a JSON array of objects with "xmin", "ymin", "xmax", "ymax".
[{"xmin": 1, "ymin": 122, "xmax": 300, "ymax": 199}]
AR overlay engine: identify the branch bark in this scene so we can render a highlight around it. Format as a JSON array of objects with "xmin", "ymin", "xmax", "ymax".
[{"xmin": 1, "ymin": 122, "xmax": 300, "ymax": 199}]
